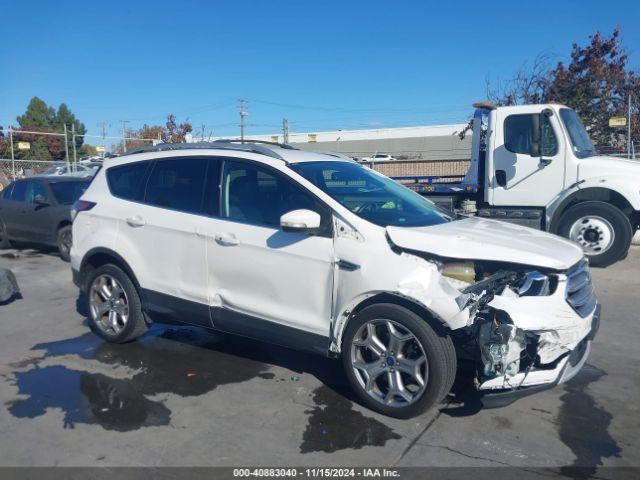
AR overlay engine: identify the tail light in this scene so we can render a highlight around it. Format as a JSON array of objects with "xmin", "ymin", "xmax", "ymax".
[{"xmin": 71, "ymin": 200, "xmax": 96, "ymax": 221}]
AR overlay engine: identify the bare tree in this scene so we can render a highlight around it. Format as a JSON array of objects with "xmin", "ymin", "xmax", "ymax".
[{"xmin": 486, "ymin": 53, "xmax": 554, "ymax": 106}]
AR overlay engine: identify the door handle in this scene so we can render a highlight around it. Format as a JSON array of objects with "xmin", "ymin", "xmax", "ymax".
[
  {"xmin": 214, "ymin": 233, "xmax": 239, "ymax": 246},
  {"xmin": 126, "ymin": 216, "xmax": 146, "ymax": 228}
]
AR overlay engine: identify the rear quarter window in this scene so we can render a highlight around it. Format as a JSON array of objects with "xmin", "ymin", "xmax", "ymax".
[
  {"xmin": 50, "ymin": 181, "xmax": 90, "ymax": 205},
  {"xmin": 106, "ymin": 161, "xmax": 150, "ymax": 201},
  {"xmin": 144, "ymin": 158, "xmax": 208, "ymax": 214}
]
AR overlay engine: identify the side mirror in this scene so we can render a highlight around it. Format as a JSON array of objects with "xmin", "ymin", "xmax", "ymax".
[
  {"xmin": 34, "ymin": 195, "xmax": 48, "ymax": 206},
  {"xmin": 280, "ymin": 209, "xmax": 321, "ymax": 234}
]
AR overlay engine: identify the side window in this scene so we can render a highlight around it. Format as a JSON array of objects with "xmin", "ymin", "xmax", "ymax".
[
  {"xmin": 10, "ymin": 181, "xmax": 27, "ymax": 202},
  {"xmin": 25, "ymin": 182, "xmax": 48, "ymax": 204},
  {"xmin": 504, "ymin": 114, "xmax": 558, "ymax": 156},
  {"xmin": 144, "ymin": 158, "xmax": 208, "ymax": 214},
  {"xmin": 221, "ymin": 160, "xmax": 330, "ymax": 235},
  {"xmin": 107, "ymin": 161, "xmax": 150, "ymax": 201}
]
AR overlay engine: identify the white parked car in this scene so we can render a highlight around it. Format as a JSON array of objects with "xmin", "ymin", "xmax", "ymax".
[
  {"xmin": 42, "ymin": 164, "xmax": 97, "ymax": 178},
  {"xmin": 360, "ymin": 153, "xmax": 397, "ymax": 162},
  {"xmin": 70, "ymin": 141, "xmax": 599, "ymax": 418}
]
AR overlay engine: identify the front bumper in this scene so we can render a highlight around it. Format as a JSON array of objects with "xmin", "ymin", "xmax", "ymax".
[{"xmin": 480, "ymin": 303, "xmax": 600, "ymax": 408}]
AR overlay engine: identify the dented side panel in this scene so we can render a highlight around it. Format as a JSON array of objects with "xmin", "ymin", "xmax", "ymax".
[{"xmin": 330, "ymin": 221, "xmax": 469, "ymax": 351}]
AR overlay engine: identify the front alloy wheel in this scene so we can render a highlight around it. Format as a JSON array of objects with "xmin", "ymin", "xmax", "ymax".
[
  {"xmin": 351, "ymin": 319, "xmax": 428, "ymax": 407},
  {"xmin": 342, "ymin": 303, "xmax": 456, "ymax": 418}
]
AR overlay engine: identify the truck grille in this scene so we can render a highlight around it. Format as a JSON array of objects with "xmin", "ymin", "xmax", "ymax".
[{"xmin": 565, "ymin": 259, "xmax": 597, "ymax": 318}]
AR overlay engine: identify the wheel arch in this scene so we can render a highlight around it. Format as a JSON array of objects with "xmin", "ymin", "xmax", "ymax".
[
  {"xmin": 79, "ymin": 247, "xmax": 144, "ymax": 300},
  {"xmin": 56, "ymin": 219, "xmax": 72, "ymax": 232},
  {"xmin": 549, "ymin": 187, "xmax": 634, "ymax": 233},
  {"xmin": 332, "ymin": 291, "xmax": 452, "ymax": 354}
]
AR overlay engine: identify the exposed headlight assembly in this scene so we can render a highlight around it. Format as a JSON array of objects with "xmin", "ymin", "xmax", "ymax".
[{"xmin": 515, "ymin": 271, "xmax": 551, "ymax": 296}]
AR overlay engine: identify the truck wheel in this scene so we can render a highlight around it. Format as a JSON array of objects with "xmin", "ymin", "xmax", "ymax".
[
  {"xmin": 86, "ymin": 264, "xmax": 148, "ymax": 343},
  {"xmin": 341, "ymin": 303, "xmax": 456, "ymax": 418},
  {"xmin": 557, "ymin": 201, "xmax": 632, "ymax": 267},
  {"xmin": 57, "ymin": 225, "xmax": 72, "ymax": 262}
]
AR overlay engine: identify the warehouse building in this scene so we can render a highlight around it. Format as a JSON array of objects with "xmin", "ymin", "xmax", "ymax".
[{"xmin": 187, "ymin": 123, "xmax": 472, "ymax": 161}]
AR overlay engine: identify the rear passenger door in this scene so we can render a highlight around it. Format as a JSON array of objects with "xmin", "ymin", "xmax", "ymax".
[
  {"xmin": 21, "ymin": 180, "xmax": 56, "ymax": 243},
  {"xmin": 108, "ymin": 157, "xmax": 215, "ymax": 327}
]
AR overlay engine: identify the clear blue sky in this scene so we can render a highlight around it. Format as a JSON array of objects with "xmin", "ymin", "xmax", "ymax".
[{"xmin": 1, "ymin": 0, "xmax": 638, "ymax": 141}]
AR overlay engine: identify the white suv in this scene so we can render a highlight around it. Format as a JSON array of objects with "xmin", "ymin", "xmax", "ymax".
[{"xmin": 71, "ymin": 141, "xmax": 600, "ymax": 418}]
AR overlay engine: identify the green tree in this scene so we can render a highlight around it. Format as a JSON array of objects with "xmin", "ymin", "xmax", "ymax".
[
  {"xmin": 14, "ymin": 97, "xmax": 88, "ymax": 161},
  {"xmin": 52, "ymin": 103, "xmax": 87, "ymax": 154},
  {"xmin": 16, "ymin": 97, "xmax": 55, "ymax": 129}
]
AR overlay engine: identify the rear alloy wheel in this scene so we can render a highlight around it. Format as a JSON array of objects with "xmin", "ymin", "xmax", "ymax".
[
  {"xmin": 342, "ymin": 303, "xmax": 456, "ymax": 418},
  {"xmin": 90, "ymin": 274, "xmax": 130, "ymax": 337},
  {"xmin": 86, "ymin": 264, "xmax": 148, "ymax": 343},
  {"xmin": 57, "ymin": 225, "xmax": 73, "ymax": 262},
  {"xmin": 557, "ymin": 201, "xmax": 632, "ymax": 268}
]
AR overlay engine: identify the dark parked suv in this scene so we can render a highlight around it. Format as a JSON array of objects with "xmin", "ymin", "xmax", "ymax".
[{"xmin": 0, "ymin": 177, "xmax": 90, "ymax": 261}]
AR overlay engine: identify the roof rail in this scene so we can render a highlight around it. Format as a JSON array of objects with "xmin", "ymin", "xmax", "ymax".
[
  {"xmin": 121, "ymin": 141, "xmax": 288, "ymax": 161},
  {"xmin": 213, "ymin": 139, "xmax": 298, "ymax": 150}
]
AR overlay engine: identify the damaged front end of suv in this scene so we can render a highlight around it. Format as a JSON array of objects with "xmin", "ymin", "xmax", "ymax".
[{"xmin": 437, "ymin": 257, "xmax": 599, "ymax": 405}]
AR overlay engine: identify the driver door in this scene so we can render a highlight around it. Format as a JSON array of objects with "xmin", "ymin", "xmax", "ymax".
[
  {"xmin": 202, "ymin": 158, "xmax": 335, "ymax": 352},
  {"xmin": 490, "ymin": 108, "xmax": 565, "ymax": 206}
]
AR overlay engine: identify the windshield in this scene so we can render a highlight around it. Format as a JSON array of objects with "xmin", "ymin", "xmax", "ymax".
[
  {"xmin": 560, "ymin": 108, "xmax": 596, "ymax": 158},
  {"xmin": 289, "ymin": 161, "xmax": 452, "ymax": 227},
  {"xmin": 50, "ymin": 181, "xmax": 89, "ymax": 205}
]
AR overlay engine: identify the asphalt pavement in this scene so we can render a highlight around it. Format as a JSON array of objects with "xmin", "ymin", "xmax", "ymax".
[{"xmin": 0, "ymin": 246, "xmax": 638, "ymax": 471}]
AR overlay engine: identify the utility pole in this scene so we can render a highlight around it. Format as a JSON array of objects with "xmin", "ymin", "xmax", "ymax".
[
  {"xmin": 97, "ymin": 122, "xmax": 108, "ymax": 158},
  {"xmin": 282, "ymin": 118, "xmax": 289, "ymax": 144},
  {"xmin": 63, "ymin": 124, "xmax": 70, "ymax": 167},
  {"xmin": 239, "ymin": 99, "xmax": 248, "ymax": 142},
  {"xmin": 628, "ymin": 94, "xmax": 632, "ymax": 159},
  {"xmin": 120, "ymin": 120, "xmax": 129, "ymax": 152},
  {"xmin": 71, "ymin": 123, "xmax": 77, "ymax": 167},
  {"xmin": 97, "ymin": 122, "xmax": 109, "ymax": 139}
]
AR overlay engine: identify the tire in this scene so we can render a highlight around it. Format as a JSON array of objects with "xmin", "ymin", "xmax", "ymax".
[
  {"xmin": 0, "ymin": 220, "xmax": 10, "ymax": 249},
  {"xmin": 57, "ymin": 225, "xmax": 72, "ymax": 262},
  {"xmin": 556, "ymin": 201, "xmax": 632, "ymax": 268},
  {"xmin": 86, "ymin": 264, "xmax": 148, "ymax": 343},
  {"xmin": 341, "ymin": 303, "xmax": 456, "ymax": 418}
]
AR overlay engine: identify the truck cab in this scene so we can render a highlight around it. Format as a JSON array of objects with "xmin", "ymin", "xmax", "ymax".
[{"xmin": 466, "ymin": 102, "xmax": 640, "ymax": 267}]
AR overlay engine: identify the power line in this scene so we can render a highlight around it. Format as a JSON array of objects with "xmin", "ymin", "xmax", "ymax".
[{"xmin": 249, "ymin": 98, "xmax": 471, "ymax": 115}]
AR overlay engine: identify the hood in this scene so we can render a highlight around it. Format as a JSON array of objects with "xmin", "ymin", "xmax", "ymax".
[
  {"xmin": 579, "ymin": 155, "xmax": 640, "ymax": 179},
  {"xmin": 386, "ymin": 217, "xmax": 583, "ymax": 270}
]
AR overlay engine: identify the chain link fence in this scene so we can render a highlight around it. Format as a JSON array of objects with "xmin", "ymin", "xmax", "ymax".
[{"xmin": 360, "ymin": 158, "xmax": 470, "ymax": 179}]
